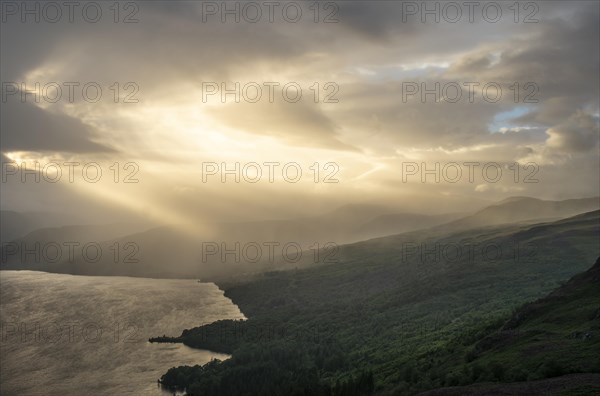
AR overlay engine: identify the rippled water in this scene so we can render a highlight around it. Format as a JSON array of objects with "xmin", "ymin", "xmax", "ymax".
[{"xmin": 0, "ymin": 271, "xmax": 245, "ymax": 395}]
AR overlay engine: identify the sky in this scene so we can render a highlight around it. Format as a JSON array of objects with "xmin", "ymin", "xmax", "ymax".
[{"xmin": 1, "ymin": 1, "xmax": 599, "ymax": 231}]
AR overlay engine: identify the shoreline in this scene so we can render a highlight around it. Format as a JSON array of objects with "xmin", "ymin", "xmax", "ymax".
[{"xmin": 149, "ymin": 282, "xmax": 249, "ymax": 356}]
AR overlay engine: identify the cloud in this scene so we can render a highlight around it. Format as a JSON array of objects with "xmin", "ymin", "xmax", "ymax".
[
  {"xmin": 207, "ymin": 99, "xmax": 358, "ymax": 152},
  {"xmin": 1, "ymin": 99, "xmax": 115, "ymax": 154},
  {"xmin": 1, "ymin": 0, "xmax": 598, "ymax": 219},
  {"xmin": 546, "ymin": 112, "xmax": 600, "ymax": 153}
]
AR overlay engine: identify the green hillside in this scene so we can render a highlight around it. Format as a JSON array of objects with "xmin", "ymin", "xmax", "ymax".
[
  {"xmin": 449, "ymin": 256, "xmax": 600, "ymax": 384},
  {"xmin": 157, "ymin": 211, "xmax": 600, "ymax": 395},
  {"xmin": 418, "ymin": 256, "xmax": 600, "ymax": 395}
]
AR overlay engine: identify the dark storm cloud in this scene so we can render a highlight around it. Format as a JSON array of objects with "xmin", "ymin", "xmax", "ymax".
[
  {"xmin": 1, "ymin": 99, "xmax": 114, "ymax": 153},
  {"xmin": 336, "ymin": 1, "xmax": 418, "ymax": 40},
  {"xmin": 328, "ymin": 1, "xmax": 599, "ymax": 155},
  {"xmin": 4, "ymin": 0, "xmax": 592, "ymax": 155},
  {"xmin": 1, "ymin": 2, "xmax": 314, "ymax": 88},
  {"xmin": 446, "ymin": 2, "xmax": 599, "ymax": 128}
]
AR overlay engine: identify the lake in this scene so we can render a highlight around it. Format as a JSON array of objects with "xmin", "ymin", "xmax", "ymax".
[{"xmin": 0, "ymin": 271, "xmax": 245, "ymax": 395}]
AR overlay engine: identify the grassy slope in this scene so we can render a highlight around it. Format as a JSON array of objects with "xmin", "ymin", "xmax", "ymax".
[
  {"xmin": 418, "ymin": 257, "xmax": 600, "ymax": 395},
  {"xmin": 417, "ymin": 373, "xmax": 600, "ymax": 396},
  {"xmin": 158, "ymin": 211, "xmax": 600, "ymax": 395},
  {"xmin": 471, "ymin": 257, "xmax": 599, "ymax": 375}
]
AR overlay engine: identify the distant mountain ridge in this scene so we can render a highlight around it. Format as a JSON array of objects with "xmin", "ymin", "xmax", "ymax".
[
  {"xmin": 443, "ymin": 196, "xmax": 599, "ymax": 230},
  {"xmin": 0, "ymin": 210, "xmax": 84, "ymax": 243},
  {"xmin": 2, "ymin": 197, "xmax": 598, "ymax": 279}
]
